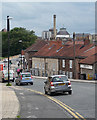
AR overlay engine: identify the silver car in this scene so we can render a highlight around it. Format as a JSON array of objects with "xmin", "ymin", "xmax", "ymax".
[{"xmin": 44, "ymin": 75, "xmax": 72, "ymax": 95}]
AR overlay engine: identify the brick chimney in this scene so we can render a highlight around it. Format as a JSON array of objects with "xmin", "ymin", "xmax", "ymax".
[
  {"xmin": 53, "ymin": 15, "xmax": 56, "ymax": 40},
  {"xmin": 84, "ymin": 35, "xmax": 90, "ymax": 45}
]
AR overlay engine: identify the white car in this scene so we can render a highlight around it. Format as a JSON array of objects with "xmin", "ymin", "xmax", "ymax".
[{"xmin": 2, "ymin": 69, "xmax": 15, "ymax": 83}]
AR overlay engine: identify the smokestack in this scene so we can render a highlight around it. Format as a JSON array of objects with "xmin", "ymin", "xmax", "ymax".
[{"xmin": 53, "ymin": 15, "xmax": 56, "ymax": 40}]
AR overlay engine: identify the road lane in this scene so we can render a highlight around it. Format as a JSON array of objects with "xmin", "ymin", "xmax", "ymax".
[
  {"xmin": 19, "ymin": 78, "xmax": 95, "ymax": 118},
  {"xmin": 11, "ymin": 86, "xmax": 71, "ymax": 118}
]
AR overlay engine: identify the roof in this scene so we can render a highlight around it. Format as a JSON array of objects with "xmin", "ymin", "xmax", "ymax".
[
  {"xmin": 79, "ymin": 54, "xmax": 97, "ymax": 64},
  {"xmin": 57, "ymin": 28, "xmax": 70, "ymax": 36},
  {"xmin": 24, "ymin": 40, "xmax": 47, "ymax": 53},
  {"xmin": 33, "ymin": 41, "xmax": 89, "ymax": 59},
  {"xmin": 65, "ymin": 41, "xmax": 84, "ymax": 45},
  {"xmin": 33, "ymin": 41, "xmax": 63, "ymax": 57},
  {"xmin": 79, "ymin": 45, "xmax": 96, "ymax": 58},
  {"xmin": 26, "ymin": 40, "xmax": 96, "ymax": 64}
]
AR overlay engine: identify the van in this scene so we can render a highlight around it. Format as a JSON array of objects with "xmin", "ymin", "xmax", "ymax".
[{"xmin": 2, "ymin": 69, "xmax": 15, "ymax": 82}]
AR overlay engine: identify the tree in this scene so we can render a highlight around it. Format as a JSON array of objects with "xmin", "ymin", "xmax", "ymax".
[{"xmin": 2, "ymin": 27, "xmax": 37, "ymax": 57}]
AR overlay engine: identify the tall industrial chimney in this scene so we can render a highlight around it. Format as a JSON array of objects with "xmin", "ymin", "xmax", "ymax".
[{"xmin": 53, "ymin": 15, "xmax": 56, "ymax": 40}]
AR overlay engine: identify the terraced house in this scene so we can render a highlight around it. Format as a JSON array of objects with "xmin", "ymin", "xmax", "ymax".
[{"xmin": 24, "ymin": 39, "xmax": 96, "ymax": 80}]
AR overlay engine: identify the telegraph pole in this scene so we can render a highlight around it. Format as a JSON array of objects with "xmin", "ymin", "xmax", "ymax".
[{"xmin": 73, "ymin": 32, "xmax": 76, "ymax": 79}]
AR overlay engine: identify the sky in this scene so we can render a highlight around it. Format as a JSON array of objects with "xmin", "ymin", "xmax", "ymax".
[{"xmin": 1, "ymin": 1, "xmax": 95, "ymax": 37}]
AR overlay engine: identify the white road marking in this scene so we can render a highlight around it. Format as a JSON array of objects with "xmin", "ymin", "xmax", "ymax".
[
  {"xmin": 27, "ymin": 116, "xmax": 31, "ymax": 118},
  {"xmin": 19, "ymin": 92, "xmax": 24, "ymax": 95},
  {"xmin": 32, "ymin": 115, "xmax": 37, "ymax": 118},
  {"xmin": 28, "ymin": 111, "xmax": 31, "ymax": 113},
  {"xmin": 27, "ymin": 115, "xmax": 37, "ymax": 118},
  {"xmin": 35, "ymin": 107, "xmax": 39, "ymax": 110}
]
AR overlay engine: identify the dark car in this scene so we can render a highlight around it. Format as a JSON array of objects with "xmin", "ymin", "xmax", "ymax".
[
  {"xmin": 44, "ymin": 75, "xmax": 72, "ymax": 95},
  {"xmin": 15, "ymin": 72, "xmax": 33, "ymax": 85}
]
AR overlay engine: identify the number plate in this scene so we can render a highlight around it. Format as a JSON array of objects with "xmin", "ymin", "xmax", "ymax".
[{"xmin": 58, "ymin": 83, "xmax": 65, "ymax": 86}]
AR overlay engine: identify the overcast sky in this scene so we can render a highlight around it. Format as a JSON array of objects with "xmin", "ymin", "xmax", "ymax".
[{"xmin": 2, "ymin": 2, "xmax": 95, "ymax": 36}]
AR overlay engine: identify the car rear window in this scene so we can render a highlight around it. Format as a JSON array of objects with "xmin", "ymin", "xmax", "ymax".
[
  {"xmin": 22, "ymin": 74, "xmax": 31, "ymax": 77},
  {"xmin": 52, "ymin": 76, "xmax": 68, "ymax": 82}
]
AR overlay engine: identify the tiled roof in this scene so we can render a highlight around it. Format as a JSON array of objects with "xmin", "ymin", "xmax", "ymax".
[
  {"xmin": 79, "ymin": 54, "xmax": 97, "ymax": 64},
  {"xmin": 33, "ymin": 41, "xmax": 63, "ymax": 57},
  {"xmin": 29, "ymin": 40, "xmax": 96, "ymax": 64},
  {"xmin": 79, "ymin": 45, "xmax": 96, "ymax": 58},
  {"xmin": 65, "ymin": 41, "xmax": 84, "ymax": 45},
  {"xmin": 24, "ymin": 40, "xmax": 47, "ymax": 53}
]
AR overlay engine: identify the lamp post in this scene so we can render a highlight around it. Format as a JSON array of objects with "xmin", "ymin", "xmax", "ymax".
[
  {"xmin": 19, "ymin": 40, "xmax": 22, "ymax": 70},
  {"xmin": 7, "ymin": 16, "xmax": 12, "ymax": 85}
]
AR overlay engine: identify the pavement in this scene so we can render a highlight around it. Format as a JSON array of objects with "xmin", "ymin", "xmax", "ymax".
[
  {"xmin": 0, "ymin": 83, "xmax": 20, "ymax": 119},
  {"xmin": 0, "ymin": 76, "xmax": 96, "ymax": 119}
]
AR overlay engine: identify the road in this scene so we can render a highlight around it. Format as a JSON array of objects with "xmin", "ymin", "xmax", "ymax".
[
  {"xmin": 5, "ymin": 58, "xmax": 95, "ymax": 119},
  {"xmin": 11, "ymin": 78, "xmax": 95, "ymax": 119}
]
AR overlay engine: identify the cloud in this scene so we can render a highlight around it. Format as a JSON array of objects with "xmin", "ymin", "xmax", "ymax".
[{"xmin": 2, "ymin": 2, "xmax": 95, "ymax": 36}]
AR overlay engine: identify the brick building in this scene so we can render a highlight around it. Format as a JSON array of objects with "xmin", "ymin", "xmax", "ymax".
[{"xmin": 24, "ymin": 39, "xmax": 96, "ymax": 79}]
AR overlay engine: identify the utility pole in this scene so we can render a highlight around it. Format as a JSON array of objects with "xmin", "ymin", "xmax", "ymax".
[
  {"xmin": 73, "ymin": 32, "xmax": 76, "ymax": 79},
  {"xmin": 7, "ymin": 16, "xmax": 10, "ymax": 85}
]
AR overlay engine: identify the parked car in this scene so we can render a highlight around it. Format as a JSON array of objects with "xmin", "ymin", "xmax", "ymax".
[
  {"xmin": 44, "ymin": 75, "xmax": 72, "ymax": 95},
  {"xmin": 2, "ymin": 69, "xmax": 15, "ymax": 82},
  {"xmin": 15, "ymin": 72, "xmax": 33, "ymax": 85}
]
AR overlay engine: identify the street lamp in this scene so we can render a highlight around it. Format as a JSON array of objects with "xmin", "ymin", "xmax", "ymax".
[
  {"xmin": 19, "ymin": 40, "xmax": 22, "ymax": 70},
  {"xmin": 7, "ymin": 16, "xmax": 12, "ymax": 85}
]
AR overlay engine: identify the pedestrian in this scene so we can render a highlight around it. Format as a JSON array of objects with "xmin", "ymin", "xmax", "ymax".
[{"xmin": 17, "ymin": 68, "xmax": 20, "ymax": 76}]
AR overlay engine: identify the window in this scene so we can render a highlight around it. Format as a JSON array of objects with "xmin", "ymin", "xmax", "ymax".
[
  {"xmin": 70, "ymin": 60, "xmax": 72, "ymax": 68},
  {"xmin": 53, "ymin": 63, "xmax": 55, "ymax": 71},
  {"xmin": 42, "ymin": 63, "xmax": 44, "ymax": 70},
  {"xmin": 62, "ymin": 60, "xmax": 65, "ymax": 68},
  {"xmin": 22, "ymin": 74, "xmax": 31, "ymax": 77},
  {"xmin": 35, "ymin": 63, "xmax": 37, "ymax": 68},
  {"xmin": 52, "ymin": 76, "xmax": 68, "ymax": 82},
  {"xmin": 39, "ymin": 63, "xmax": 41, "ymax": 69},
  {"xmin": 70, "ymin": 72, "xmax": 72, "ymax": 79}
]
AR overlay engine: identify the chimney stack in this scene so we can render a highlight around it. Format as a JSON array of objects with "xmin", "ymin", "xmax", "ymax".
[{"xmin": 53, "ymin": 15, "xmax": 56, "ymax": 40}]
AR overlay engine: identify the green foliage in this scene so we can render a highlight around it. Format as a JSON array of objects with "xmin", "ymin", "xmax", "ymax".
[
  {"xmin": 2, "ymin": 27, "xmax": 37, "ymax": 57},
  {"xmin": 6, "ymin": 83, "xmax": 12, "ymax": 86},
  {"xmin": 17, "ymin": 115, "xmax": 21, "ymax": 118}
]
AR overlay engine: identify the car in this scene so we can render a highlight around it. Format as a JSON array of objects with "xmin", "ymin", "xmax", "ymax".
[
  {"xmin": 15, "ymin": 72, "xmax": 33, "ymax": 85},
  {"xmin": 2, "ymin": 69, "xmax": 15, "ymax": 82},
  {"xmin": 44, "ymin": 75, "xmax": 72, "ymax": 95}
]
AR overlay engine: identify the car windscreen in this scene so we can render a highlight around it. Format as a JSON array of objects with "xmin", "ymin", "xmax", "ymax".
[
  {"xmin": 52, "ymin": 76, "xmax": 68, "ymax": 82},
  {"xmin": 22, "ymin": 74, "xmax": 31, "ymax": 77}
]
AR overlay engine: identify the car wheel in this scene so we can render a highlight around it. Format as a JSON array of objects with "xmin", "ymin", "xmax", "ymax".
[
  {"xmin": 30, "ymin": 83, "xmax": 33, "ymax": 85},
  {"xmin": 44, "ymin": 89, "xmax": 47, "ymax": 94},
  {"xmin": 18, "ymin": 82, "xmax": 21, "ymax": 86},
  {"xmin": 12, "ymin": 78, "xmax": 14, "ymax": 82},
  {"xmin": 68, "ymin": 91, "xmax": 72, "ymax": 95},
  {"xmin": 16, "ymin": 83, "xmax": 18, "ymax": 85},
  {"xmin": 48, "ymin": 89, "xmax": 52, "ymax": 96},
  {"xmin": 2, "ymin": 78, "xmax": 4, "ymax": 83}
]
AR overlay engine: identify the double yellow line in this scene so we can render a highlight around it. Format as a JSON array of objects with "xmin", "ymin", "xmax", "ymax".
[{"xmin": 26, "ymin": 88, "xmax": 86, "ymax": 120}]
